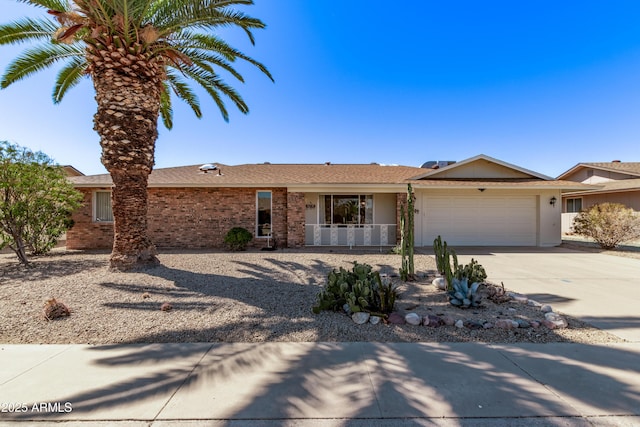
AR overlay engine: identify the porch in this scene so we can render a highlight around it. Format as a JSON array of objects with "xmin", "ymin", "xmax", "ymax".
[{"xmin": 304, "ymin": 224, "xmax": 397, "ymax": 246}]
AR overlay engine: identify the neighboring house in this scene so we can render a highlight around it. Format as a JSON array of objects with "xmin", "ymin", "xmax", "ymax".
[
  {"xmin": 557, "ymin": 161, "xmax": 640, "ymax": 233},
  {"xmin": 61, "ymin": 165, "xmax": 84, "ymax": 177},
  {"xmin": 66, "ymin": 154, "xmax": 590, "ymax": 250}
]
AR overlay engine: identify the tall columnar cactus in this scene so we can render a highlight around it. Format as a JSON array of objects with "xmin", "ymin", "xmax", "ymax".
[
  {"xmin": 399, "ymin": 184, "xmax": 416, "ymax": 281},
  {"xmin": 399, "ymin": 203, "xmax": 408, "ymax": 281},
  {"xmin": 406, "ymin": 184, "xmax": 415, "ymax": 277},
  {"xmin": 433, "ymin": 235, "xmax": 447, "ymax": 274},
  {"xmin": 433, "ymin": 235, "xmax": 457, "ymax": 291}
]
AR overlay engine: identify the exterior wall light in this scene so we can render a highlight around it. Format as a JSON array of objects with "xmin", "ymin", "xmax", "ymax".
[{"xmin": 550, "ymin": 196, "xmax": 557, "ymax": 207}]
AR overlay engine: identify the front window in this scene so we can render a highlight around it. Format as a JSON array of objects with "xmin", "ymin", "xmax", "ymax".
[
  {"xmin": 94, "ymin": 191, "xmax": 113, "ymax": 222},
  {"xmin": 566, "ymin": 198, "xmax": 583, "ymax": 213},
  {"xmin": 257, "ymin": 191, "xmax": 272, "ymax": 237},
  {"xmin": 321, "ymin": 195, "xmax": 373, "ymax": 225}
]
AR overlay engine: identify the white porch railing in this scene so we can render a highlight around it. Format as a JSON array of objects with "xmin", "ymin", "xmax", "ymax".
[{"xmin": 304, "ymin": 224, "xmax": 397, "ymax": 246}]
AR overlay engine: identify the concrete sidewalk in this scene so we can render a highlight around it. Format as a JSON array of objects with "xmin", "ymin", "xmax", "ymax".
[{"xmin": 1, "ymin": 341, "xmax": 639, "ymax": 426}]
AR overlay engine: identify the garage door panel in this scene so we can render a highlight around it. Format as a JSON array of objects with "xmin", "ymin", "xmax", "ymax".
[{"xmin": 423, "ymin": 195, "xmax": 537, "ymax": 246}]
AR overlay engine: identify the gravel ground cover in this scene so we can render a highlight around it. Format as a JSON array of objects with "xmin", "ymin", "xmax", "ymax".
[{"xmin": 0, "ymin": 248, "xmax": 624, "ymax": 345}]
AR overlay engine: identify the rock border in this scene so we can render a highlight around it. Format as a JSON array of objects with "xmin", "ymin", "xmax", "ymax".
[{"xmin": 348, "ymin": 290, "xmax": 568, "ymax": 330}]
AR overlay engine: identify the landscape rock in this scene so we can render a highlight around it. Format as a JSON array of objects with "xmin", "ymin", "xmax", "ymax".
[
  {"xmin": 509, "ymin": 293, "xmax": 529, "ymax": 304},
  {"xmin": 543, "ymin": 312, "xmax": 568, "ymax": 329},
  {"xmin": 541, "ymin": 305, "xmax": 553, "ymax": 313},
  {"xmin": 528, "ymin": 299, "xmax": 543, "ymax": 308},
  {"xmin": 405, "ymin": 313, "xmax": 422, "ymax": 325},
  {"xmin": 441, "ymin": 315, "xmax": 456, "ymax": 326},
  {"xmin": 495, "ymin": 319, "xmax": 517, "ymax": 329},
  {"xmin": 369, "ymin": 316, "xmax": 381, "ymax": 325},
  {"xmin": 530, "ymin": 320, "xmax": 541, "ymax": 328},
  {"xmin": 432, "ymin": 277, "xmax": 447, "ymax": 290},
  {"xmin": 352, "ymin": 312, "xmax": 370, "ymax": 325},
  {"xmin": 516, "ymin": 319, "xmax": 531, "ymax": 329},
  {"xmin": 387, "ymin": 312, "xmax": 406, "ymax": 325},
  {"xmin": 483, "ymin": 322, "xmax": 494, "ymax": 329},
  {"xmin": 343, "ymin": 304, "xmax": 352, "ymax": 315},
  {"xmin": 454, "ymin": 319, "xmax": 464, "ymax": 328},
  {"xmin": 465, "ymin": 320, "xmax": 484, "ymax": 330},
  {"xmin": 425, "ymin": 314, "xmax": 443, "ymax": 328}
]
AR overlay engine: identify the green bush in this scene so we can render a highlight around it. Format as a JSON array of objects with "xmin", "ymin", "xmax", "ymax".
[
  {"xmin": 223, "ymin": 227, "xmax": 253, "ymax": 251},
  {"xmin": 0, "ymin": 141, "xmax": 82, "ymax": 264},
  {"xmin": 572, "ymin": 203, "xmax": 640, "ymax": 249},
  {"xmin": 312, "ymin": 262, "xmax": 399, "ymax": 315}
]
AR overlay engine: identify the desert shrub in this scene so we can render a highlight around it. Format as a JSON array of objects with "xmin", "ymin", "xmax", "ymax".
[
  {"xmin": 0, "ymin": 141, "xmax": 82, "ymax": 264},
  {"xmin": 312, "ymin": 262, "xmax": 399, "ymax": 315},
  {"xmin": 572, "ymin": 203, "xmax": 640, "ymax": 249},
  {"xmin": 223, "ymin": 227, "xmax": 253, "ymax": 251}
]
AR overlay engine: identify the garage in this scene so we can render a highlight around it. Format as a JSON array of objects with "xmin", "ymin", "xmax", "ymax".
[{"xmin": 420, "ymin": 194, "xmax": 538, "ymax": 246}]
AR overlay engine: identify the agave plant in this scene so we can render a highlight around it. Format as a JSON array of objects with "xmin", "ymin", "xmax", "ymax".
[{"xmin": 448, "ymin": 277, "xmax": 482, "ymax": 308}]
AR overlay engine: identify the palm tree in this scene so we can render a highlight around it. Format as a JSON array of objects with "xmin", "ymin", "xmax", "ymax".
[{"xmin": 0, "ymin": 0, "xmax": 272, "ymax": 270}]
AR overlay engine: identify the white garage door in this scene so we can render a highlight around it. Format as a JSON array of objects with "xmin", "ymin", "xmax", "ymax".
[{"xmin": 422, "ymin": 195, "xmax": 537, "ymax": 246}]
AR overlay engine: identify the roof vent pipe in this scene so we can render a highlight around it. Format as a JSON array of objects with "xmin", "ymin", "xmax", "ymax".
[{"xmin": 199, "ymin": 163, "xmax": 217, "ymax": 173}]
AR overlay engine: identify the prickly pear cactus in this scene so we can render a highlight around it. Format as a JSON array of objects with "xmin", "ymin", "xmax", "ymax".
[
  {"xmin": 454, "ymin": 258, "xmax": 487, "ymax": 284},
  {"xmin": 313, "ymin": 262, "xmax": 399, "ymax": 315}
]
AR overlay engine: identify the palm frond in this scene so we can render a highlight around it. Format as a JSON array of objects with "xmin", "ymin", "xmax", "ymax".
[
  {"xmin": 166, "ymin": 70, "xmax": 202, "ymax": 118},
  {"xmin": 159, "ymin": 83, "xmax": 174, "ymax": 129},
  {"xmin": 16, "ymin": 0, "xmax": 69, "ymax": 11},
  {"xmin": 52, "ymin": 56, "xmax": 87, "ymax": 103},
  {"xmin": 192, "ymin": 33, "xmax": 272, "ymax": 80},
  {"xmin": 151, "ymin": 0, "xmax": 264, "ymax": 39},
  {"xmin": 171, "ymin": 48, "xmax": 244, "ymax": 82},
  {"xmin": 0, "ymin": 43, "xmax": 84, "ymax": 89},
  {"xmin": 181, "ymin": 65, "xmax": 251, "ymax": 121},
  {"xmin": 75, "ymin": 0, "xmax": 117, "ymax": 35},
  {"xmin": 172, "ymin": 31, "xmax": 273, "ymax": 81},
  {"xmin": 0, "ymin": 18, "xmax": 58, "ymax": 46}
]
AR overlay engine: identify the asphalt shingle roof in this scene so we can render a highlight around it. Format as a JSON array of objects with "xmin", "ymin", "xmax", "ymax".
[
  {"xmin": 558, "ymin": 162, "xmax": 640, "ymax": 180},
  {"xmin": 563, "ymin": 178, "xmax": 640, "ymax": 196},
  {"xmin": 70, "ymin": 163, "xmax": 425, "ymax": 186},
  {"xmin": 579, "ymin": 162, "xmax": 640, "ymax": 175},
  {"xmin": 69, "ymin": 162, "xmax": 592, "ymax": 191}
]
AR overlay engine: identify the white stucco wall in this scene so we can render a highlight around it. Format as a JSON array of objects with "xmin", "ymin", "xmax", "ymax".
[
  {"xmin": 413, "ymin": 188, "xmax": 562, "ymax": 247},
  {"xmin": 537, "ymin": 189, "xmax": 562, "ymax": 246}
]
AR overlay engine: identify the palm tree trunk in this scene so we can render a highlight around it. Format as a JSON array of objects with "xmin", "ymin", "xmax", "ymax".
[
  {"xmin": 109, "ymin": 168, "xmax": 157, "ymax": 270},
  {"xmin": 92, "ymin": 64, "xmax": 162, "ymax": 271}
]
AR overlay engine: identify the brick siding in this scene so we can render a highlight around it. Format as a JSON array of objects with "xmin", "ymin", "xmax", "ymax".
[
  {"xmin": 66, "ymin": 187, "xmax": 298, "ymax": 250},
  {"xmin": 286, "ymin": 192, "xmax": 305, "ymax": 248}
]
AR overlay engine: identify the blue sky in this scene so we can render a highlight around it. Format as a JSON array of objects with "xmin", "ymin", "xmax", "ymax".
[{"xmin": 1, "ymin": 0, "xmax": 640, "ymax": 177}]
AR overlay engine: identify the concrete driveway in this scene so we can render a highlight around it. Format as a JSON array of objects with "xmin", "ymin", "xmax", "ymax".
[{"xmin": 453, "ymin": 246, "xmax": 640, "ymax": 342}]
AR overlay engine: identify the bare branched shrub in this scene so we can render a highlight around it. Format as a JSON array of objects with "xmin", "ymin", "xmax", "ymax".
[{"xmin": 572, "ymin": 203, "xmax": 640, "ymax": 249}]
